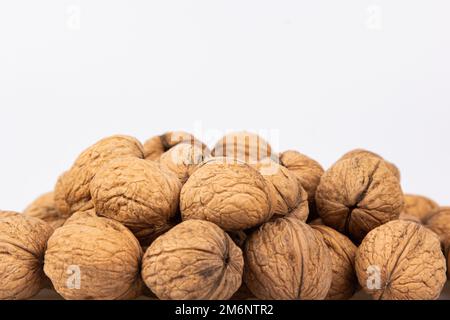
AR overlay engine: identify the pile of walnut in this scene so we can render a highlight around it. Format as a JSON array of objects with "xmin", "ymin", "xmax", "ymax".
[{"xmin": 1, "ymin": 131, "xmax": 449, "ymax": 300}]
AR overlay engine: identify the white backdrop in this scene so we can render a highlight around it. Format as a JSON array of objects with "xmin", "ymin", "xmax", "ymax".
[{"xmin": 1, "ymin": 1, "xmax": 449, "ymax": 212}]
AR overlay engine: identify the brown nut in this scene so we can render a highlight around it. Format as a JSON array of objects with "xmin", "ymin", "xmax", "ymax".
[
  {"xmin": 54, "ymin": 135, "xmax": 144, "ymax": 216},
  {"xmin": 211, "ymin": 131, "xmax": 273, "ymax": 163},
  {"xmin": 316, "ymin": 155, "xmax": 404, "ymax": 243},
  {"xmin": 159, "ymin": 142, "xmax": 211, "ymax": 184},
  {"xmin": 253, "ymin": 159, "xmax": 308, "ymax": 219},
  {"xmin": 24, "ymin": 192, "xmax": 66, "ymax": 230},
  {"xmin": 143, "ymin": 131, "xmax": 207, "ymax": 161},
  {"xmin": 340, "ymin": 149, "xmax": 401, "ymax": 181},
  {"xmin": 244, "ymin": 217, "xmax": 332, "ymax": 300},
  {"xmin": 279, "ymin": 150, "xmax": 324, "ymax": 202},
  {"xmin": 0, "ymin": 211, "xmax": 19, "ymax": 219},
  {"xmin": 355, "ymin": 220, "xmax": 446, "ymax": 300},
  {"xmin": 90, "ymin": 157, "xmax": 181, "ymax": 245},
  {"xmin": 311, "ymin": 225, "xmax": 358, "ymax": 300},
  {"xmin": 142, "ymin": 220, "xmax": 244, "ymax": 300},
  {"xmin": 0, "ymin": 214, "xmax": 53, "ymax": 300},
  {"xmin": 424, "ymin": 207, "xmax": 450, "ymax": 245},
  {"xmin": 180, "ymin": 159, "xmax": 273, "ymax": 231},
  {"xmin": 401, "ymin": 194, "xmax": 439, "ymax": 223},
  {"xmin": 44, "ymin": 215, "xmax": 143, "ymax": 300}
]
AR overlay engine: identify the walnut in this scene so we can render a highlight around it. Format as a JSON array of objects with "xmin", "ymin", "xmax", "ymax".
[
  {"xmin": 424, "ymin": 207, "xmax": 450, "ymax": 245},
  {"xmin": 90, "ymin": 157, "xmax": 181, "ymax": 245},
  {"xmin": 44, "ymin": 214, "xmax": 143, "ymax": 300},
  {"xmin": 253, "ymin": 159, "xmax": 309, "ymax": 219},
  {"xmin": 181, "ymin": 159, "xmax": 274, "ymax": 231},
  {"xmin": 141, "ymin": 220, "xmax": 244, "ymax": 300},
  {"xmin": 24, "ymin": 192, "xmax": 66, "ymax": 230},
  {"xmin": 0, "ymin": 211, "xmax": 19, "ymax": 219},
  {"xmin": 279, "ymin": 150, "xmax": 324, "ymax": 220},
  {"xmin": 355, "ymin": 220, "xmax": 446, "ymax": 300},
  {"xmin": 143, "ymin": 131, "xmax": 207, "ymax": 161},
  {"xmin": 316, "ymin": 155, "xmax": 404, "ymax": 243},
  {"xmin": 159, "ymin": 142, "xmax": 211, "ymax": 184},
  {"xmin": 340, "ymin": 149, "xmax": 401, "ymax": 180},
  {"xmin": 0, "ymin": 214, "xmax": 53, "ymax": 300},
  {"xmin": 211, "ymin": 131, "xmax": 273, "ymax": 163},
  {"xmin": 311, "ymin": 225, "xmax": 358, "ymax": 300},
  {"xmin": 54, "ymin": 135, "xmax": 144, "ymax": 216},
  {"xmin": 244, "ymin": 217, "xmax": 332, "ymax": 300},
  {"xmin": 401, "ymin": 194, "xmax": 439, "ymax": 223}
]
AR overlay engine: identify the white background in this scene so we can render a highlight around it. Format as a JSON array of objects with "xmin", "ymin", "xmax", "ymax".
[{"xmin": 1, "ymin": 1, "xmax": 449, "ymax": 212}]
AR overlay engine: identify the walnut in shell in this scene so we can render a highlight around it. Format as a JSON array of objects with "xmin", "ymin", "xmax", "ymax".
[
  {"xmin": 159, "ymin": 142, "xmax": 210, "ymax": 184},
  {"xmin": 244, "ymin": 217, "xmax": 332, "ymax": 300},
  {"xmin": 44, "ymin": 214, "xmax": 143, "ymax": 300},
  {"xmin": 424, "ymin": 207, "xmax": 450, "ymax": 244},
  {"xmin": 401, "ymin": 194, "xmax": 439, "ymax": 224},
  {"xmin": 0, "ymin": 214, "xmax": 53, "ymax": 300},
  {"xmin": 90, "ymin": 157, "xmax": 181, "ymax": 245},
  {"xmin": 316, "ymin": 155, "xmax": 404, "ymax": 243},
  {"xmin": 0, "ymin": 211, "xmax": 19, "ymax": 219},
  {"xmin": 24, "ymin": 192, "xmax": 66, "ymax": 230},
  {"xmin": 211, "ymin": 131, "xmax": 273, "ymax": 163},
  {"xmin": 142, "ymin": 220, "xmax": 244, "ymax": 300},
  {"xmin": 279, "ymin": 150, "xmax": 324, "ymax": 206},
  {"xmin": 54, "ymin": 135, "xmax": 144, "ymax": 216},
  {"xmin": 143, "ymin": 131, "xmax": 207, "ymax": 161},
  {"xmin": 340, "ymin": 149, "xmax": 401, "ymax": 181},
  {"xmin": 311, "ymin": 225, "xmax": 358, "ymax": 300},
  {"xmin": 355, "ymin": 220, "xmax": 446, "ymax": 300},
  {"xmin": 253, "ymin": 159, "xmax": 308, "ymax": 219},
  {"xmin": 180, "ymin": 159, "xmax": 273, "ymax": 231}
]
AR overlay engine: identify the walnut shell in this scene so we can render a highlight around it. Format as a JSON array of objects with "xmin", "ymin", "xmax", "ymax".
[
  {"xmin": 90, "ymin": 157, "xmax": 181, "ymax": 245},
  {"xmin": 24, "ymin": 192, "xmax": 66, "ymax": 230},
  {"xmin": 211, "ymin": 131, "xmax": 273, "ymax": 163},
  {"xmin": 402, "ymin": 194, "xmax": 439, "ymax": 223},
  {"xmin": 355, "ymin": 220, "xmax": 446, "ymax": 300},
  {"xmin": 0, "ymin": 214, "xmax": 53, "ymax": 300},
  {"xmin": 142, "ymin": 220, "xmax": 244, "ymax": 300},
  {"xmin": 143, "ymin": 131, "xmax": 207, "ymax": 161},
  {"xmin": 159, "ymin": 142, "xmax": 211, "ymax": 184},
  {"xmin": 316, "ymin": 155, "xmax": 404, "ymax": 243},
  {"xmin": 311, "ymin": 225, "xmax": 358, "ymax": 300},
  {"xmin": 253, "ymin": 159, "xmax": 308, "ymax": 218},
  {"xmin": 424, "ymin": 207, "xmax": 450, "ymax": 244},
  {"xmin": 54, "ymin": 135, "xmax": 144, "ymax": 216},
  {"xmin": 244, "ymin": 217, "xmax": 332, "ymax": 300},
  {"xmin": 0, "ymin": 211, "xmax": 19, "ymax": 219},
  {"xmin": 44, "ymin": 215, "xmax": 143, "ymax": 300},
  {"xmin": 340, "ymin": 149, "xmax": 401, "ymax": 181},
  {"xmin": 180, "ymin": 159, "xmax": 274, "ymax": 231}
]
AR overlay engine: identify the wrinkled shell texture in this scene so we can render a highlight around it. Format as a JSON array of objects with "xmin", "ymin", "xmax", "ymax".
[
  {"xmin": 244, "ymin": 218, "xmax": 332, "ymax": 300},
  {"xmin": 181, "ymin": 161, "xmax": 273, "ymax": 231},
  {"xmin": 403, "ymin": 194, "xmax": 439, "ymax": 223},
  {"xmin": 0, "ymin": 210, "xmax": 19, "ymax": 219},
  {"xmin": 143, "ymin": 131, "xmax": 205, "ymax": 161},
  {"xmin": 211, "ymin": 132, "xmax": 273, "ymax": 163},
  {"xmin": 24, "ymin": 192, "xmax": 66, "ymax": 230},
  {"xmin": 316, "ymin": 155, "xmax": 404, "ymax": 243},
  {"xmin": 356, "ymin": 220, "xmax": 446, "ymax": 300},
  {"xmin": 54, "ymin": 135, "xmax": 144, "ymax": 216},
  {"xmin": 0, "ymin": 214, "xmax": 53, "ymax": 300},
  {"xmin": 254, "ymin": 160, "xmax": 307, "ymax": 217},
  {"xmin": 44, "ymin": 215, "xmax": 143, "ymax": 300},
  {"xmin": 279, "ymin": 151, "xmax": 324, "ymax": 207},
  {"xmin": 159, "ymin": 142, "xmax": 210, "ymax": 184},
  {"xmin": 311, "ymin": 225, "xmax": 358, "ymax": 300},
  {"xmin": 142, "ymin": 220, "xmax": 244, "ymax": 300},
  {"xmin": 425, "ymin": 207, "xmax": 450, "ymax": 244},
  {"xmin": 340, "ymin": 149, "xmax": 401, "ymax": 181},
  {"xmin": 91, "ymin": 157, "xmax": 181, "ymax": 245}
]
